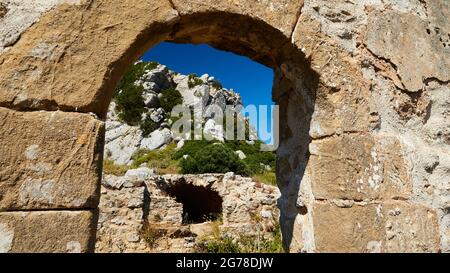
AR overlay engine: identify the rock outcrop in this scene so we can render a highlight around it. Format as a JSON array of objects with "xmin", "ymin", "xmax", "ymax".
[{"xmin": 104, "ymin": 63, "xmax": 249, "ymax": 166}]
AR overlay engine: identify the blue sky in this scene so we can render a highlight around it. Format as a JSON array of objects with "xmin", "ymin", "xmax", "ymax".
[{"xmin": 142, "ymin": 42, "xmax": 275, "ymax": 142}]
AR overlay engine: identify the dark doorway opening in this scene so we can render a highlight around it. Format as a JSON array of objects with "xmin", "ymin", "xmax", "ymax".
[{"xmin": 165, "ymin": 183, "xmax": 223, "ymax": 224}]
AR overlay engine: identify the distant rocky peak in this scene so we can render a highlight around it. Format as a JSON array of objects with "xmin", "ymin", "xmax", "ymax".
[{"xmin": 104, "ymin": 61, "xmax": 252, "ymax": 166}]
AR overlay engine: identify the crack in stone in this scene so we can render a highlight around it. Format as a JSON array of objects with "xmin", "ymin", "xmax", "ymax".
[
  {"xmin": 289, "ymin": 0, "xmax": 305, "ymax": 43},
  {"xmin": 167, "ymin": 0, "xmax": 179, "ymax": 16},
  {"xmin": 424, "ymin": 77, "xmax": 450, "ymax": 87},
  {"xmin": 0, "ymin": 104, "xmax": 102, "ymax": 121},
  {"xmin": 311, "ymin": 130, "xmax": 365, "ymax": 141},
  {"xmin": 418, "ymin": 0, "xmax": 428, "ymax": 15}
]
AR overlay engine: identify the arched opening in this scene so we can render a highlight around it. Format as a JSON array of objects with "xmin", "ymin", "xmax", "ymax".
[
  {"xmin": 1, "ymin": 1, "xmax": 443, "ymax": 254},
  {"xmin": 95, "ymin": 11, "xmax": 319, "ymax": 253}
]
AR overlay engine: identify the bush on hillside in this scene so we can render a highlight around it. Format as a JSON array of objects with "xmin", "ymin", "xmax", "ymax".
[
  {"xmin": 172, "ymin": 140, "xmax": 216, "ymax": 160},
  {"xmin": 159, "ymin": 88, "xmax": 183, "ymax": 113},
  {"xmin": 188, "ymin": 73, "xmax": 204, "ymax": 88},
  {"xmin": 180, "ymin": 143, "xmax": 249, "ymax": 175},
  {"xmin": 114, "ymin": 61, "xmax": 159, "ymax": 125},
  {"xmin": 174, "ymin": 139, "xmax": 276, "ymax": 176},
  {"xmin": 115, "ymin": 61, "xmax": 159, "ymax": 97},
  {"xmin": 115, "ymin": 84, "xmax": 145, "ymax": 125},
  {"xmin": 225, "ymin": 140, "xmax": 276, "ymax": 174}
]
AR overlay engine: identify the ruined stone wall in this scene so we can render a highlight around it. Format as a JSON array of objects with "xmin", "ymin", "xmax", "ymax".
[
  {"xmin": 0, "ymin": 0, "xmax": 448, "ymax": 253},
  {"xmin": 95, "ymin": 171, "xmax": 280, "ymax": 253}
]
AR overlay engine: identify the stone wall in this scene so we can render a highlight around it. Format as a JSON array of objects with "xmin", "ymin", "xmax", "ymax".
[
  {"xmin": 276, "ymin": 0, "xmax": 449, "ymax": 253},
  {"xmin": 0, "ymin": 0, "xmax": 448, "ymax": 252}
]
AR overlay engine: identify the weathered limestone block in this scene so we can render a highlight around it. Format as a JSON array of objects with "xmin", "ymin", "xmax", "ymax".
[
  {"xmin": 0, "ymin": 107, "xmax": 104, "ymax": 210},
  {"xmin": 313, "ymin": 202, "xmax": 384, "ymax": 253},
  {"xmin": 313, "ymin": 201, "xmax": 440, "ymax": 253},
  {"xmin": 291, "ymin": 15, "xmax": 372, "ymax": 138},
  {"xmin": 171, "ymin": 0, "xmax": 304, "ymax": 37},
  {"xmin": 148, "ymin": 195, "xmax": 184, "ymax": 226},
  {"xmin": 383, "ymin": 201, "xmax": 440, "ymax": 253},
  {"xmin": 308, "ymin": 134, "xmax": 412, "ymax": 201},
  {"xmin": 0, "ymin": 0, "xmax": 87, "ymax": 53},
  {"xmin": 365, "ymin": 10, "xmax": 450, "ymax": 92},
  {"xmin": 426, "ymin": 0, "xmax": 450, "ymax": 34},
  {"xmin": 0, "ymin": 210, "xmax": 97, "ymax": 253},
  {"xmin": 0, "ymin": 0, "xmax": 179, "ymax": 116}
]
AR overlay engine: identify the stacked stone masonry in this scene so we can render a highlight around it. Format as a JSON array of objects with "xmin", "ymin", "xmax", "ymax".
[{"xmin": 95, "ymin": 172, "xmax": 280, "ymax": 253}]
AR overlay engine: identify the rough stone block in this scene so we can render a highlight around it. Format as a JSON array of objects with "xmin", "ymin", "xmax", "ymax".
[
  {"xmin": 313, "ymin": 201, "xmax": 440, "ymax": 253},
  {"xmin": 0, "ymin": 107, "xmax": 104, "ymax": 211},
  {"xmin": 172, "ymin": 0, "xmax": 304, "ymax": 38},
  {"xmin": 291, "ymin": 15, "xmax": 372, "ymax": 137},
  {"xmin": 0, "ymin": 210, "xmax": 98, "ymax": 253},
  {"xmin": 308, "ymin": 134, "xmax": 412, "ymax": 201},
  {"xmin": 426, "ymin": 0, "xmax": 450, "ymax": 34},
  {"xmin": 365, "ymin": 10, "xmax": 449, "ymax": 91}
]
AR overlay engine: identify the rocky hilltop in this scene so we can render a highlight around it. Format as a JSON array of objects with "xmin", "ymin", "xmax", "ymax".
[
  {"xmin": 104, "ymin": 61, "xmax": 254, "ymax": 166},
  {"xmin": 97, "ymin": 62, "xmax": 280, "ymax": 253}
]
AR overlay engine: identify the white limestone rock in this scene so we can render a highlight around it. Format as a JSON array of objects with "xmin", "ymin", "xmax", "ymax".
[
  {"xmin": 137, "ymin": 64, "xmax": 173, "ymax": 93},
  {"xmin": 104, "ymin": 124, "xmax": 143, "ymax": 166},
  {"xmin": 125, "ymin": 167, "xmax": 155, "ymax": 181},
  {"xmin": 176, "ymin": 139, "xmax": 185, "ymax": 150},
  {"xmin": 143, "ymin": 93, "xmax": 159, "ymax": 108},
  {"xmin": 140, "ymin": 128, "xmax": 172, "ymax": 151},
  {"xmin": 235, "ymin": 150, "xmax": 247, "ymax": 160},
  {"xmin": 149, "ymin": 108, "xmax": 166, "ymax": 123},
  {"xmin": 203, "ymin": 119, "xmax": 225, "ymax": 142}
]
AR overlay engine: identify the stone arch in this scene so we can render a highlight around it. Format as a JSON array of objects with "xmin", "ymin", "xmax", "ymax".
[{"xmin": 0, "ymin": 0, "xmax": 444, "ymax": 253}]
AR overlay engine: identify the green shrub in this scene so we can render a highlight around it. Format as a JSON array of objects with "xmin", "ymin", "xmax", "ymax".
[
  {"xmin": 172, "ymin": 140, "xmax": 216, "ymax": 160},
  {"xmin": 211, "ymin": 80, "xmax": 223, "ymax": 90},
  {"xmin": 180, "ymin": 143, "xmax": 249, "ymax": 175},
  {"xmin": 113, "ymin": 61, "xmax": 159, "ymax": 125},
  {"xmin": 115, "ymin": 61, "xmax": 159, "ymax": 97},
  {"xmin": 188, "ymin": 73, "xmax": 204, "ymax": 88},
  {"xmin": 159, "ymin": 88, "xmax": 183, "ymax": 113},
  {"xmin": 174, "ymin": 139, "xmax": 276, "ymax": 176},
  {"xmin": 244, "ymin": 152, "xmax": 276, "ymax": 175},
  {"xmin": 225, "ymin": 140, "xmax": 276, "ymax": 175},
  {"xmin": 115, "ymin": 84, "xmax": 145, "ymax": 125},
  {"xmin": 140, "ymin": 117, "xmax": 159, "ymax": 137}
]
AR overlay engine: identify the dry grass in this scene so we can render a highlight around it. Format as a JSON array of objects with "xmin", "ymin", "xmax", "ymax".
[
  {"xmin": 252, "ymin": 171, "xmax": 277, "ymax": 186},
  {"xmin": 103, "ymin": 159, "xmax": 131, "ymax": 176}
]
